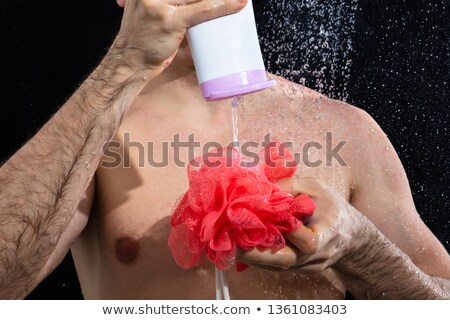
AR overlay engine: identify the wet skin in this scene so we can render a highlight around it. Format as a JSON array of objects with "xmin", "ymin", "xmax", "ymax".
[{"xmin": 70, "ymin": 51, "xmax": 448, "ymax": 299}]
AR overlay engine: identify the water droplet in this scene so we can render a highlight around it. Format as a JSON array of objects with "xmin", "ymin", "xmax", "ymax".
[{"xmin": 257, "ymin": 0, "xmax": 358, "ymax": 100}]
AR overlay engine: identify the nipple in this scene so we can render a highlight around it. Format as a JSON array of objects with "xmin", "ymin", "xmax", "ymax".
[{"xmin": 115, "ymin": 236, "xmax": 140, "ymax": 264}]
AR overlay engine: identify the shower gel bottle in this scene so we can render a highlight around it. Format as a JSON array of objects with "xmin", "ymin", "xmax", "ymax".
[{"xmin": 187, "ymin": 0, "xmax": 275, "ymax": 101}]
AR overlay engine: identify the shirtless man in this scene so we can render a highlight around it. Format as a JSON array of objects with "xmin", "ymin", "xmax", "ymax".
[
  {"xmin": 0, "ymin": 0, "xmax": 449, "ymax": 299},
  {"xmin": 70, "ymin": 3, "xmax": 450, "ymax": 299}
]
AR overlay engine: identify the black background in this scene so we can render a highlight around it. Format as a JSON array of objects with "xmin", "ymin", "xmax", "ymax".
[{"xmin": 0, "ymin": 1, "xmax": 448, "ymax": 299}]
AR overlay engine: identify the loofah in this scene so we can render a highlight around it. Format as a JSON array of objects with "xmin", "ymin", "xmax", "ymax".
[{"xmin": 169, "ymin": 142, "xmax": 315, "ymax": 271}]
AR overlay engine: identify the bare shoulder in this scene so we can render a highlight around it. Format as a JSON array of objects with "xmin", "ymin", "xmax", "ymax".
[
  {"xmin": 242, "ymin": 75, "xmax": 392, "ymax": 198},
  {"xmin": 250, "ymin": 74, "xmax": 381, "ymax": 140}
]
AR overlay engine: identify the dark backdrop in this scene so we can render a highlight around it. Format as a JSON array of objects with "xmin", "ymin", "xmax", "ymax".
[{"xmin": 0, "ymin": 0, "xmax": 448, "ymax": 299}]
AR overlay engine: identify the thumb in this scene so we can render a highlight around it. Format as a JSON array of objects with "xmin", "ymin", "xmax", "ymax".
[{"xmin": 116, "ymin": 0, "xmax": 126, "ymax": 8}]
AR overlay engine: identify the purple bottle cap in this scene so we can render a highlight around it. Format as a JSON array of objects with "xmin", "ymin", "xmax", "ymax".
[{"xmin": 200, "ymin": 70, "xmax": 276, "ymax": 101}]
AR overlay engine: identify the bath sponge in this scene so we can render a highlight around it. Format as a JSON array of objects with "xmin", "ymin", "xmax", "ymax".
[{"xmin": 168, "ymin": 142, "xmax": 315, "ymax": 271}]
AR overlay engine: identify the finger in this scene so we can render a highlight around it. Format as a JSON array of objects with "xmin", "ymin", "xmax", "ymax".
[
  {"xmin": 238, "ymin": 245, "xmax": 301, "ymax": 270},
  {"xmin": 116, "ymin": 0, "xmax": 126, "ymax": 8},
  {"xmin": 296, "ymin": 261, "xmax": 329, "ymax": 273},
  {"xmin": 276, "ymin": 177, "xmax": 325, "ymax": 198},
  {"xmin": 180, "ymin": 0, "xmax": 247, "ymax": 27},
  {"xmin": 284, "ymin": 223, "xmax": 319, "ymax": 256}
]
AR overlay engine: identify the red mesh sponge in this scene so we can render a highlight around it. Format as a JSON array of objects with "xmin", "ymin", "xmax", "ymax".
[{"xmin": 168, "ymin": 142, "xmax": 315, "ymax": 271}]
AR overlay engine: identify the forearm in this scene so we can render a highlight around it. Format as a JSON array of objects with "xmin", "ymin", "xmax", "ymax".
[
  {"xmin": 0, "ymin": 50, "xmax": 154, "ymax": 299},
  {"xmin": 334, "ymin": 213, "xmax": 450, "ymax": 299}
]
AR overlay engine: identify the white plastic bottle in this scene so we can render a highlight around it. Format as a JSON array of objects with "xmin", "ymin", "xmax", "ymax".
[{"xmin": 187, "ymin": 0, "xmax": 276, "ymax": 101}]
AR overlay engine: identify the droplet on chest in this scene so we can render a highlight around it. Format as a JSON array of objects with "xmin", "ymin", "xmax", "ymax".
[{"xmin": 115, "ymin": 236, "xmax": 140, "ymax": 264}]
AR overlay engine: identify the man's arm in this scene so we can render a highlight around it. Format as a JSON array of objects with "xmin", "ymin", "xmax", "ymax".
[
  {"xmin": 0, "ymin": 52, "xmax": 146, "ymax": 299},
  {"xmin": 348, "ymin": 108, "xmax": 450, "ymax": 280},
  {"xmin": 0, "ymin": 0, "xmax": 246, "ymax": 299},
  {"xmin": 238, "ymin": 176, "xmax": 450, "ymax": 299},
  {"xmin": 334, "ymin": 211, "xmax": 450, "ymax": 299},
  {"xmin": 339, "ymin": 108, "xmax": 450, "ymax": 298}
]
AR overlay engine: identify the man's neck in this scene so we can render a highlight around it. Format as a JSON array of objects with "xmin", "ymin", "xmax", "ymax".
[
  {"xmin": 140, "ymin": 52, "xmax": 231, "ymax": 121},
  {"xmin": 139, "ymin": 54, "xmax": 233, "ymax": 112}
]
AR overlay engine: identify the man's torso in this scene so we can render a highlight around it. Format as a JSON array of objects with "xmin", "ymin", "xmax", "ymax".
[{"xmin": 72, "ymin": 75, "xmax": 356, "ymax": 299}]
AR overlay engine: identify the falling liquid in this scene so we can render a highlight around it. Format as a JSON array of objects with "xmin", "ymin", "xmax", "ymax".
[
  {"xmin": 255, "ymin": 0, "xmax": 358, "ymax": 101},
  {"xmin": 214, "ymin": 95, "xmax": 245, "ymax": 301},
  {"xmin": 231, "ymin": 95, "xmax": 243, "ymax": 148}
]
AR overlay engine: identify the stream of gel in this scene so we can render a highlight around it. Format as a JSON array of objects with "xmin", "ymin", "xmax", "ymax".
[
  {"xmin": 214, "ymin": 95, "xmax": 244, "ymax": 300},
  {"xmin": 231, "ymin": 95, "xmax": 243, "ymax": 148}
]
